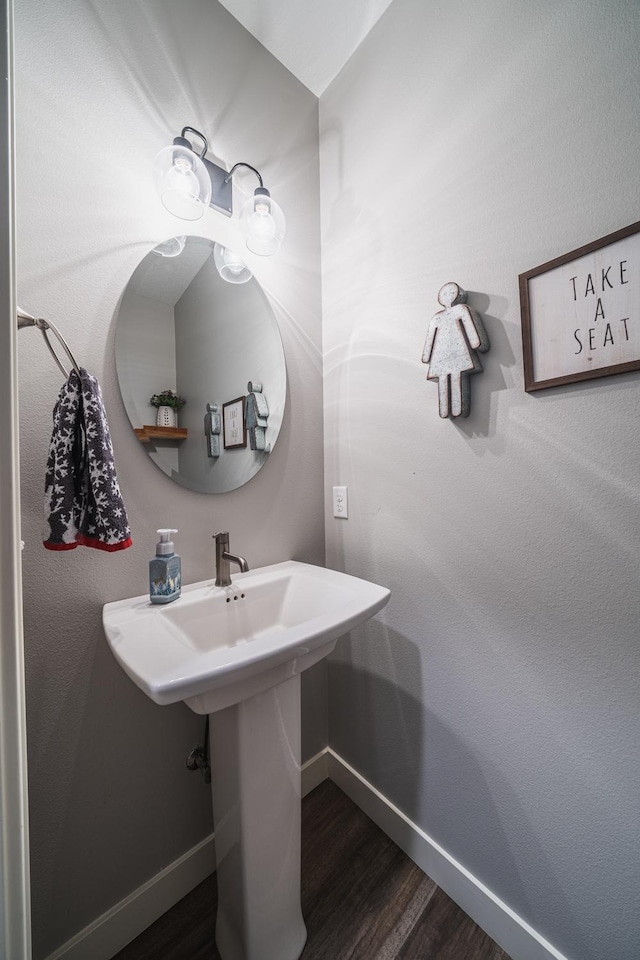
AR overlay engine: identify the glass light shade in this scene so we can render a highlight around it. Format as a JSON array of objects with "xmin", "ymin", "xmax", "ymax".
[
  {"xmin": 213, "ymin": 243, "xmax": 252, "ymax": 284},
  {"xmin": 239, "ymin": 190, "xmax": 286, "ymax": 256},
  {"xmin": 153, "ymin": 144, "xmax": 212, "ymax": 221},
  {"xmin": 151, "ymin": 236, "xmax": 186, "ymax": 258}
]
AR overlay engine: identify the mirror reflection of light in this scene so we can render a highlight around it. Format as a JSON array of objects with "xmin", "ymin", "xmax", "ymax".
[
  {"xmin": 152, "ymin": 236, "xmax": 187, "ymax": 258},
  {"xmin": 213, "ymin": 242, "xmax": 252, "ymax": 284}
]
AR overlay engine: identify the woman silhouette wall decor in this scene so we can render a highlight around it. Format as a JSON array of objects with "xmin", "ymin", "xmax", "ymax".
[{"xmin": 421, "ymin": 282, "xmax": 489, "ymax": 418}]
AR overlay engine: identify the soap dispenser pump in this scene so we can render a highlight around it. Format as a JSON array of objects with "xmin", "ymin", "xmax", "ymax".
[{"xmin": 149, "ymin": 528, "xmax": 181, "ymax": 604}]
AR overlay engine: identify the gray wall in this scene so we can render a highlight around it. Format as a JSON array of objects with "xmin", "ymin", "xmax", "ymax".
[
  {"xmin": 115, "ymin": 288, "xmax": 179, "ymax": 474},
  {"xmin": 115, "ymin": 289, "xmax": 177, "ymax": 431},
  {"xmin": 321, "ymin": 2, "xmax": 640, "ymax": 960},
  {"xmin": 15, "ymin": 1, "xmax": 324, "ymax": 956}
]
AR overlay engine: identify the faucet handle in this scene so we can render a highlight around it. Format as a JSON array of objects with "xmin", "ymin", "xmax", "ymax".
[{"xmin": 213, "ymin": 531, "xmax": 229, "ymax": 541}]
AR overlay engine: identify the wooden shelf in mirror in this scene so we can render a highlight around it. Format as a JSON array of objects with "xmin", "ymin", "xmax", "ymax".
[{"xmin": 134, "ymin": 425, "xmax": 188, "ymax": 444}]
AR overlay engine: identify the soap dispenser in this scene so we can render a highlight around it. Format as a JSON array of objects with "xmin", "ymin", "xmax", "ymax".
[{"xmin": 150, "ymin": 529, "xmax": 181, "ymax": 604}]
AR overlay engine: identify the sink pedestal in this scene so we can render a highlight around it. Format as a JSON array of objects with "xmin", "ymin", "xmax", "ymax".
[
  {"xmin": 210, "ymin": 674, "xmax": 307, "ymax": 960},
  {"xmin": 103, "ymin": 561, "xmax": 390, "ymax": 959}
]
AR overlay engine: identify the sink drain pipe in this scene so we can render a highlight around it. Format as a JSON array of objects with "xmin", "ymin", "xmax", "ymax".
[{"xmin": 186, "ymin": 714, "xmax": 211, "ymax": 783}]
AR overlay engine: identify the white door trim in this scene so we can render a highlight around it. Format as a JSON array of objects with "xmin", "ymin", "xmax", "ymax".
[{"xmin": 0, "ymin": 0, "xmax": 32, "ymax": 956}]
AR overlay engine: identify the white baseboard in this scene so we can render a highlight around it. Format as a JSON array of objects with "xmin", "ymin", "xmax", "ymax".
[
  {"xmin": 45, "ymin": 834, "xmax": 216, "ymax": 960},
  {"xmin": 326, "ymin": 749, "xmax": 570, "ymax": 960},
  {"xmin": 301, "ymin": 747, "xmax": 329, "ymax": 796},
  {"xmin": 46, "ymin": 748, "xmax": 568, "ymax": 960},
  {"xmin": 45, "ymin": 753, "xmax": 328, "ymax": 960}
]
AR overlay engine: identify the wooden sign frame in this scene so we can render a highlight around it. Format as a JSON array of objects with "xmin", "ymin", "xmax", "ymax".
[
  {"xmin": 222, "ymin": 396, "xmax": 247, "ymax": 449},
  {"xmin": 519, "ymin": 220, "xmax": 640, "ymax": 392}
]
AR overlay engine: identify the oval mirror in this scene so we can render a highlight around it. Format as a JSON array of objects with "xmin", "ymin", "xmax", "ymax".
[{"xmin": 115, "ymin": 236, "xmax": 286, "ymax": 494}]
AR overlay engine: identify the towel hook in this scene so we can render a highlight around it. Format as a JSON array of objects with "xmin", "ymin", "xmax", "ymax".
[{"xmin": 17, "ymin": 309, "xmax": 81, "ymax": 380}]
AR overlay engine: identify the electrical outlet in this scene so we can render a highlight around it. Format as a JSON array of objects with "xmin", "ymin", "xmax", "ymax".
[{"xmin": 333, "ymin": 486, "xmax": 348, "ymax": 519}]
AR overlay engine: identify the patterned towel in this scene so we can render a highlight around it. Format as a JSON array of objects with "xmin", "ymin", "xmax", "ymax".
[{"xmin": 43, "ymin": 368, "xmax": 133, "ymax": 552}]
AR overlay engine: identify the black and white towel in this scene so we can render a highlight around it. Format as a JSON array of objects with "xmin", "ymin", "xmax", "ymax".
[{"xmin": 43, "ymin": 368, "xmax": 133, "ymax": 552}]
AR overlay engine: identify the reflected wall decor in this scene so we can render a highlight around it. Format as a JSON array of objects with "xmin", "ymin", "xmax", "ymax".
[
  {"xmin": 223, "ymin": 396, "xmax": 247, "ymax": 449},
  {"xmin": 519, "ymin": 220, "xmax": 640, "ymax": 392}
]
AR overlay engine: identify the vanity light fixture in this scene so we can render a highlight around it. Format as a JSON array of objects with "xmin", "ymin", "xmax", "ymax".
[{"xmin": 154, "ymin": 127, "xmax": 286, "ymax": 254}]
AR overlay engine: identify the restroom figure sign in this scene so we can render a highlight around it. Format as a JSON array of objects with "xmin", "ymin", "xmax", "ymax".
[{"xmin": 421, "ymin": 282, "xmax": 489, "ymax": 418}]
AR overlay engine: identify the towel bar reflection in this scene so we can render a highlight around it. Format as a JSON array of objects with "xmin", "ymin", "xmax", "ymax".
[{"xmin": 17, "ymin": 308, "xmax": 81, "ymax": 379}]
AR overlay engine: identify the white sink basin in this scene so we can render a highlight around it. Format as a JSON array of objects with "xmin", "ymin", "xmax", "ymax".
[{"xmin": 103, "ymin": 560, "xmax": 390, "ymax": 713}]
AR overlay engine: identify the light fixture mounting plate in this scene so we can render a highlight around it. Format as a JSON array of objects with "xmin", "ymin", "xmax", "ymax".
[{"xmin": 203, "ymin": 158, "xmax": 233, "ymax": 217}]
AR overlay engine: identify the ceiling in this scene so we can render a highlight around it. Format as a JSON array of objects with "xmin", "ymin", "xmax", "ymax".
[{"xmin": 218, "ymin": 0, "xmax": 395, "ymax": 96}]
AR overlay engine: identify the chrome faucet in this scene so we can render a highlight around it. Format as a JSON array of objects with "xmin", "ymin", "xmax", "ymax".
[{"xmin": 213, "ymin": 532, "xmax": 249, "ymax": 587}]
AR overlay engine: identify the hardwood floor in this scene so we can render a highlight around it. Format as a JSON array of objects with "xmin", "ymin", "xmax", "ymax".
[{"xmin": 113, "ymin": 779, "xmax": 512, "ymax": 960}]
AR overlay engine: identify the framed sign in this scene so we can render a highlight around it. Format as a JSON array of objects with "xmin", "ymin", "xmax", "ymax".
[
  {"xmin": 222, "ymin": 396, "xmax": 247, "ymax": 449},
  {"xmin": 519, "ymin": 220, "xmax": 640, "ymax": 391}
]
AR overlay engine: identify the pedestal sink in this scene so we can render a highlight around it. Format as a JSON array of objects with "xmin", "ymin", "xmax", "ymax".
[{"xmin": 103, "ymin": 560, "xmax": 390, "ymax": 960}]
